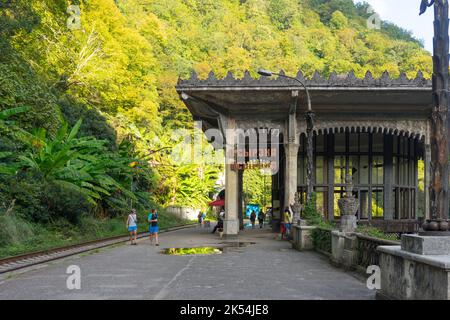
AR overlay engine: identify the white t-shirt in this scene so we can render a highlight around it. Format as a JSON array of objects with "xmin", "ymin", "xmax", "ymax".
[{"xmin": 128, "ymin": 213, "xmax": 137, "ymax": 227}]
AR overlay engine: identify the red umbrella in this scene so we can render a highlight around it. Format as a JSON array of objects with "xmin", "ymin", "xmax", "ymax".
[{"xmin": 209, "ymin": 198, "xmax": 225, "ymax": 207}]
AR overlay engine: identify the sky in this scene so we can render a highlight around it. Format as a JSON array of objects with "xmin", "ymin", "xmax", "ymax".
[{"xmin": 354, "ymin": 0, "xmax": 435, "ymax": 53}]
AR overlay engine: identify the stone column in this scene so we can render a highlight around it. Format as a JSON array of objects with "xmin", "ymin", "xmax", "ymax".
[
  {"xmin": 224, "ymin": 164, "xmax": 239, "ymax": 237},
  {"xmin": 424, "ymin": 144, "xmax": 431, "ymax": 220},
  {"xmin": 224, "ymin": 117, "xmax": 239, "ymax": 238},
  {"xmin": 238, "ymin": 169, "xmax": 244, "ymax": 230},
  {"xmin": 284, "ymin": 142, "xmax": 299, "ymax": 221},
  {"xmin": 383, "ymin": 135, "xmax": 394, "ymax": 220},
  {"xmin": 284, "ymin": 104, "xmax": 300, "ymax": 223}
]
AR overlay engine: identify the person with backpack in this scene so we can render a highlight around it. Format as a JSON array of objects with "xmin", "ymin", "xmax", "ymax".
[
  {"xmin": 258, "ymin": 209, "xmax": 265, "ymax": 229},
  {"xmin": 127, "ymin": 209, "xmax": 138, "ymax": 245},
  {"xmin": 148, "ymin": 209, "xmax": 159, "ymax": 246},
  {"xmin": 250, "ymin": 210, "xmax": 257, "ymax": 229}
]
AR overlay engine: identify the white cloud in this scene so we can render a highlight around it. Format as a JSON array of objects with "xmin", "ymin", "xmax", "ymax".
[{"xmin": 366, "ymin": 0, "xmax": 388, "ymax": 17}]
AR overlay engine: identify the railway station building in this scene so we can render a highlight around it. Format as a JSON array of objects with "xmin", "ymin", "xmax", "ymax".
[{"xmin": 176, "ymin": 70, "xmax": 432, "ymax": 237}]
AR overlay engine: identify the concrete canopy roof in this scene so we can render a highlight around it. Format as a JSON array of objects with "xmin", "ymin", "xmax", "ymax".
[{"xmin": 176, "ymin": 70, "xmax": 433, "ymax": 129}]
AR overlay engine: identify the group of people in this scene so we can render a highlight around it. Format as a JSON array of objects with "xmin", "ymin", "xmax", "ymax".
[
  {"xmin": 249, "ymin": 209, "xmax": 266, "ymax": 229},
  {"xmin": 126, "ymin": 208, "xmax": 159, "ymax": 246},
  {"xmin": 125, "ymin": 205, "xmax": 292, "ymax": 245},
  {"xmin": 207, "ymin": 207, "xmax": 267, "ymax": 234}
]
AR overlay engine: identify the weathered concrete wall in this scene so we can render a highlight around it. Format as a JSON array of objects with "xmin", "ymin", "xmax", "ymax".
[
  {"xmin": 331, "ymin": 231, "xmax": 358, "ymax": 269},
  {"xmin": 165, "ymin": 206, "xmax": 200, "ymax": 221},
  {"xmin": 331, "ymin": 231, "xmax": 345, "ymax": 265},
  {"xmin": 378, "ymin": 246, "xmax": 450, "ymax": 300}
]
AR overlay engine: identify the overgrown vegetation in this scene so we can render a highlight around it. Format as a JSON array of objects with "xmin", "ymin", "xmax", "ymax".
[
  {"xmin": 302, "ymin": 193, "xmax": 333, "ymax": 253},
  {"xmin": 302, "ymin": 193, "xmax": 334, "ymax": 229},
  {"xmin": 243, "ymin": 169, "xmax": 272, "ymax": 209},
  {"xmin": 311, "ymin": 228, "xmax": 332, "ymax": 253},
  {"xmin": 355, "ymin": 225, "xmax": 400, "ymax": 241}
]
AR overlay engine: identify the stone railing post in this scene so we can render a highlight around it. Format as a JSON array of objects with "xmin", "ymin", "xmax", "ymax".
[{"xmin": 331, "ymin": 174, "xmax": 359, "ymax": 267}]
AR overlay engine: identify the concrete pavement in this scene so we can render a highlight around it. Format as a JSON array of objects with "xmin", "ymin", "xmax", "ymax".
[{"xmin": 0, "ymin": 225, "xmax": 375, "ymax": 300}]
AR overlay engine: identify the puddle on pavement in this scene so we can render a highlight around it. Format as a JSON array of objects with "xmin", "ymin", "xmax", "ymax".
[
  {"xmin": 161, "ymin": 242, "xmax": 256, "ymax": 255},
  {"xmin": 161, "ymin": 247, "xmax": 222, "ymax": 255},
  {"xmin": 219, "ymin": 241, "xmax": 256, "ymax": 247}
]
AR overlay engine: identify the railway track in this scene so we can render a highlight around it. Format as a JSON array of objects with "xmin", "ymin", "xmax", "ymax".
[{"xmin": 0, "ymin": 224, "xmax": 195, "ymax": 275}]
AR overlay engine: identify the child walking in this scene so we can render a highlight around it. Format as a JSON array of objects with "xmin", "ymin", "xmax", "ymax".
[{"xmin": 127, "ymin": 209, "xmax": 138, "ymax": 245}]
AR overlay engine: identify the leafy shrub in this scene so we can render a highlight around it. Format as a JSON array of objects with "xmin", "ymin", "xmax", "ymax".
[
  {"xmin": 0, "ymin": 173, "xmax": 93, "ymax": 223},
  {"xmin": 302, "ymin": 193, "xmax": 325, "ymax": 225},
  {"xmin": 59, "ymin": 97, "xmax": 117, "ymax": 148},
  {"xmin": 311, "ymin": 228, "xmax": 332, "ymax": 253},
  {"xmin": 356, "ymin": 225, "xmax": 400, "ymax": 241},
  {"xmin": 0, "ymin": 213, "xmax": 34, "ymax": 247},
  {"xmin": 0, "ymin": 173, "xmax": 47, "ymax": 222},
  {"xmin": 302, "ymin": 193, "xmax": 335, "ymax": 229},
  {"xmin": 41, "ymin": 181, "xmax": 94, "ymax": 224}
]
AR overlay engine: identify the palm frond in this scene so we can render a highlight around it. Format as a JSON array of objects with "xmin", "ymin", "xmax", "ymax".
[{"xmin": 0, "ymin": 106, "xmax": 30, "ymax": 120}]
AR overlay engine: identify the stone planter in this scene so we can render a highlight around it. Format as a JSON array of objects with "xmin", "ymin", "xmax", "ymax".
[{"xmin": 292, "ymin": 224, "xmax": 316, "ymax": 251}]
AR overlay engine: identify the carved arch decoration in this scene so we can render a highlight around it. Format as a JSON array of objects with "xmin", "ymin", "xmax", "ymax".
[{"xmin": 298, "ymin": 119, "xmax": 430, "ymax": 143}]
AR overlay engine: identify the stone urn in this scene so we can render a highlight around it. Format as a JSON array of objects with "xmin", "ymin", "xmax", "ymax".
[
  {"xmin": 338, "ymin": 174, "xmax": 359, "ymax": 216},
  {"xmin": 338, "ymin": 174, "xmax": 359, "ymax": 233},
  {"xmin": 338, "ymin": 197, "xmax": 359, "ymax": 217}
]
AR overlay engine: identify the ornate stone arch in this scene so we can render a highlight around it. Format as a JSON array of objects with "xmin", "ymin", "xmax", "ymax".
[{"xmin": 298, "ymin": 119, "xmax": 429, "ymax": 143}]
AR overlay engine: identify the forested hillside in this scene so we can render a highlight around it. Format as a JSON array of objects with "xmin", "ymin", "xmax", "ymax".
[{"xmin": 0, "ymin": 0, "xmax": 432, "ymax": 255}]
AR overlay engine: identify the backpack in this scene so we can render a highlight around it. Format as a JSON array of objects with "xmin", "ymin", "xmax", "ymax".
[{"xmin": 150, "ymin": 213, "xmax": 158, "ymax": 227}]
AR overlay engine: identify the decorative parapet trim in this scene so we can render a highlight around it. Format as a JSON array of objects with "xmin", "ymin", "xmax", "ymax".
[{"xmin": 177, "ymin": 70, "xmax": 431, "ymax": 88}]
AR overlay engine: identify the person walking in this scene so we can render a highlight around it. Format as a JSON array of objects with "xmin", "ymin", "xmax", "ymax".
[
  {"xmin": 258, "ymin": 209, "xmax": 265, "ymax": 229},
  {"xmin": 250, "ymin": 210, "xmax": 257, "ymax": 229},
  {"xmin": 148, "ymin": 209, "xmax": 159, "ymax": 246},
  {"xmin": 201, "ymin": 211, "xmax": 206, "ymax": 227},
  {"xmin": 127, "ymin": 209, "xmax": 138, "ymax": 245},
  {"xmin": 197, "ymin": 211, "xmax": 203, "ymax": 228}
]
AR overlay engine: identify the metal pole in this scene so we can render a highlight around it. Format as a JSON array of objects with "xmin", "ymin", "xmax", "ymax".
[
  {"xmin": 273, "ymin": 74, "xmax": 314, "ymax": 205},
  {"xmin": 305, "ymin": 111, "xmax": 315, "ymax": 204}
]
